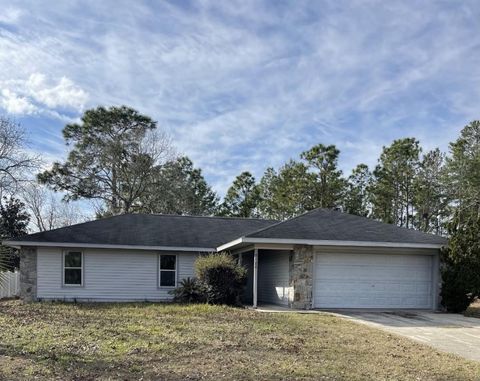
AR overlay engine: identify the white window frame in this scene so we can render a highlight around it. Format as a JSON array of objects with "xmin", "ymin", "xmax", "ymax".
[
  {"xmin": 158, "ymin": 254, "xmax": 177, "ymax": 288},
  {"xmin": 63, "ymin": 250, "xmax": 84, "ymax": 287}
]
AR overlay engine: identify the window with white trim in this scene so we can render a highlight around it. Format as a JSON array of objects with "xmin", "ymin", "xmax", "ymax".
[
  {"xmin": 63, "ymin": 251, "xmax": 83, "ymax": 286},
  {"xmin": 159, "ymin": 254, "xmax": 176, "ymax": 287}
]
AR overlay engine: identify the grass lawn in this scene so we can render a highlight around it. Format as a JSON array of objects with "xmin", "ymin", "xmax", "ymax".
[{"xmin": 0, "ymin": 301, "xmax": 479, "ymax": 381}]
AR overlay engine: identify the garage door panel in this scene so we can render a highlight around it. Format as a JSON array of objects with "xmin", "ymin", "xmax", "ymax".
[
  {"xmin": 316, "ymin": 295, "xmax": 431, "ymax": 309},
  {"xmin": 317, "ymin": 253, "xmax": 431, "ymax": 265},
  {"xmin": 314, "ymin": 253, "xmax": 433, "ymax": 309},
  {"xmin": 315, "ymin": 280, "xmax": 431, "ymax": 293},
  {"xmin": 317, "ymin": 265, "xmax": 430, "ymax": 281}
]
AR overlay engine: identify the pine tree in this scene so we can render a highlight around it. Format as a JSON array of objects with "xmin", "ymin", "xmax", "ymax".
[
  {"xmin": 219, "ymin": 172, "xmax": 261, "ymax": 217},
  {"xmin": 343, "ymin": 164, "xmax": 372, "ymax": 217},
  {"xmin": 370, "ymin": 138, "xmax": 421, "ymax": 227},
  {"xmin": 0, "ymin": 197, "xmax": 30, "ymax": 271},
  {"xmin": 301, "ymin": 144, "xmax": 346, "ymax": 209}
]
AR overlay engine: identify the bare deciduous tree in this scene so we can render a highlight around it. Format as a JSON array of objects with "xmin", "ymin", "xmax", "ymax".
[
  {"xmin": 21, "ymin": 183, "xmax": 88, "ymax": 232},
  {"xmin": 0, "ymin": 117, "xmax": 41, "ymax": 196}
]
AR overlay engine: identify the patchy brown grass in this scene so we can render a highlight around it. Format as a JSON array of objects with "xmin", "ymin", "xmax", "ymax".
[{"xmin": 0, "ymin": 300, "xmax": 479, "ymax": 380}]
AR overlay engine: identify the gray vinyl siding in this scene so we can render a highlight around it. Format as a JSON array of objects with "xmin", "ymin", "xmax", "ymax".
[
  {"xmin": 258, "ymin": 250, "xmax": 290, "ymax": 306},
  {"xmin": 36, "ymin": 247, "xmax": 199, "ymax": 301}
]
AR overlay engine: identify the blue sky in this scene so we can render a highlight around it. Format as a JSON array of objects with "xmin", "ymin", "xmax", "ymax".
[{"xmin": 1, "ymin": 1, "xmax": 479, "ymax": 197}]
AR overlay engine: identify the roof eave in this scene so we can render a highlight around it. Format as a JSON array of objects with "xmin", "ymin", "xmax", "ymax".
[
  {"xmin": 2, "ymin": 240, "xmax": 215, "ymax": 252},
  {"xmin": 217, "ymin": 237, "xmax": 245, "ymax": 252},
  {"xmin": 217, "ymin": 237, "xmax": 446, "ymax": 251}
]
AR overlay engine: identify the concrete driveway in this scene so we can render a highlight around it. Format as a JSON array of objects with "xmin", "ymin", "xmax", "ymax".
[{"xmin": 335, "ymin": 310, "xmax": 480, "ymax": 362}]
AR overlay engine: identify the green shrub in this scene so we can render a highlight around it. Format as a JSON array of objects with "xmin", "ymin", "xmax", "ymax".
[
  {"xmin": 441, "ymin": 262, "xmax": 477, "ymax": 313},
  {"xmin": 440, "ymin": 214, "xmax": 480, "ymax": 313},
  {"xmin": 195, "ymin": 252, "xmax": 247, "ymax": 306},
  {"xmin": 170, "ymin": 277, "xmax": 206, "ymax": 304}
]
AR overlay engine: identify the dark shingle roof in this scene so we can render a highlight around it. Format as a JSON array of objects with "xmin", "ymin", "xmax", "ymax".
[
  {"xmin": 8, "ymin": 208, "xmax": 447, "ymax": 249},
  {"xmin": 9, "ymin": 214, "xmax": 277, "ymax": 249},
  {"xmin": 245, "ymin": 208, "xmax": 447, "ymax": 245}
]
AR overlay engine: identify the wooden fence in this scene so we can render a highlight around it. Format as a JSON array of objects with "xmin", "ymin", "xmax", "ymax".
[{"xmin": 0, "ymin": 271, "xmax": 20, "ymax": 299}]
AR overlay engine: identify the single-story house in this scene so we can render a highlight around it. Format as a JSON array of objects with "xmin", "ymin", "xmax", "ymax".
[{"xmin": 3, "ymin": 208, "xmax": 447, "ymax": 310}]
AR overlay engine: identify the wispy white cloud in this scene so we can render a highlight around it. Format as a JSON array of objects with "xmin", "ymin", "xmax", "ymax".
[
  {"xmin": 24, "ymin": 73, "xmax": 88, "ymax": 110},
  {"xmin": 0, "ymin": 0, "xmax": 479, "ymax": 196},
  {"xmin": 0, "ymin": 88, "xmax": 37, "ymax": 114},
  {"xmin": 0, "ymin": 6, "xmax": 23, "ymax": 24},
  {"xmin": 0, "ymin": 73, "xmax": 88, "ymax": 118}
]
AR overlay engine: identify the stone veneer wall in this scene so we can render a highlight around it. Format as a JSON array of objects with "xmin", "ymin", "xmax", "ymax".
[
  {"xmin": 289, "ymin": 245, "xmax": 314, "ymax": 309},
  {"xmin": 19, "ymin": 247, "xmax": 37, "ymax": 302}
]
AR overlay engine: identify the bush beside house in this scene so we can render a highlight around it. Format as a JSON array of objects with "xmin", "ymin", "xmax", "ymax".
[
  {"xmin": 170, "ymin": 277, "xmax": 206, "ymax": 304},
  {"xmin": 440, "ymin": 214, "xmax": 480, "ymax": 313},
  {"xmin": 171, "ymin": 252, "xmax": 246, "ymax": 306}
]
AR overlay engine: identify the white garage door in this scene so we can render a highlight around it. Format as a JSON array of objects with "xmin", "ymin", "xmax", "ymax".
[{"xmin": 314, "ymin": 253, "xmax": 433, "ymax": 309}]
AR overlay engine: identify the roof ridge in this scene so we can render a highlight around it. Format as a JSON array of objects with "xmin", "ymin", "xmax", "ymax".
[
  {"xmin": 12, "ymin": 213, "xmax": 278, "ymax": 240},
  {"xmin": 245, "ymin": 207, "xmax": 446, "ymax": 242},
  {"xmin": 129, "ymin": 212, "xmax": 278, "ymax": 222},
  {"xmin": 243, "ymin": 207, "xmax": 323, "ymax": 238},
  {"xmin": 335, "ymin": 210, "xmax": 447, "ymax": 239}
]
